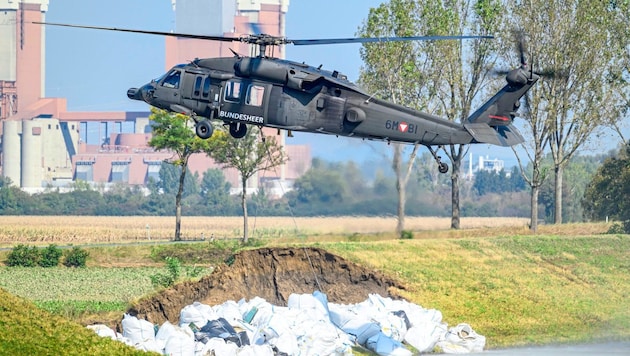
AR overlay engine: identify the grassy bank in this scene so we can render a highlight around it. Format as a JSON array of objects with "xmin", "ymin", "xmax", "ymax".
[
  {"xmin": 0, "ymin": 226, "xmax": 628, "ymax": 353},
  {"xmin": 322, "ymin": 234, "xmax": 630, "ymax": 348},
  {"xmin": 0, "ymin": 288, "xmax": 151, "ymax": 356}
]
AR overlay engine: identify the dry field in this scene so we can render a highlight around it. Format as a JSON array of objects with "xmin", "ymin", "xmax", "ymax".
[{"xmin": 0, "ymin": 215, "xmax": 535, "ymax": 245}]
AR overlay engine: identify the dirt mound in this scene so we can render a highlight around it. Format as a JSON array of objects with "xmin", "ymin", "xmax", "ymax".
[{"xmin": 127, "ymin": 247, "xmax": 405, "ymax": 326}]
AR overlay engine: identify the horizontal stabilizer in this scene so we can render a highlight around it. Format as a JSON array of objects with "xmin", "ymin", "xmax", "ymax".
[{"xmin": 464, "ymin": 123, "xmax": 524, "ymax": 147}]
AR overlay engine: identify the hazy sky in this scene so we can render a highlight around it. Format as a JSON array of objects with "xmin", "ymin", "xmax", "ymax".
[{"xmin": 41, "ymin": 0, "xmax": 546, "ymax": 166}]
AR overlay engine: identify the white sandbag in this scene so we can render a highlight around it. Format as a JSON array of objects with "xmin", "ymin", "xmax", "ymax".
[
  {"xmin": 366, "ymin": 331, "xmax": 412, "ymax": 356},
  {"xmin": 269, "ymin": 330, "xmax": 300, "ymax": 356},
  {"xmin": 373, "ymin": 295, "xmax": 443, "ymax": 327},
  {"xmin": 155, "ymin": 320, "xmax": 195, "ymax": 356},
  {"xmin": 179, "ymin": 302, "xmax": 217, "ymax": 328},
  {"xmin": 87, "ymin": 324, "xmax": 117, "ymax": 340},
  {"xmin": 376, "ymin": 312, "xmax": 408, "ymax": 342},
  {"xmin": 240, "ymin": 296, "xmax": 275, "ymax": 327},
  {"xmin": 404, "ymin": 319, "xmax": 448, "ymax": 353},
  {"xmin": 198, "ymin": 337, "xmax": 240, "ymax": 356},
  {"xmin": 155, "ymin": 320, "xmax": 176, "ymax": 351},
  {"xmin": 213, "ymin": 300, "xmax": 243, "ymax": 327},
  {"xmin": 294, "ymin": 316, "xmax": 353, "ymax": 356},
  {"xmin": 436, "ymin": 323, "xmax": 486, "ymax": 354},
  {"xmin": 256, "ymin": 308, "xmax": 300, "ymax": 355},
  {"xmin": 164, "ymin": 328, "xmax": 196, "ymax": 356},
  {"xmin": 236, "ymin": 344, "xmax": 275, "ymax": 356},
  {"xmin": 121, "ymin": 313, "xmax": 159, "ymax": 352},
  {"xmin": 287, "ymin": 291, "xmax": 330, "ymax": 320},
  {"xmin": 328, "ymin": 304, "xmax": 381, "ymax": 345}
]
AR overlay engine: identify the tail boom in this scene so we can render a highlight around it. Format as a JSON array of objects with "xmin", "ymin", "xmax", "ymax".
[{"xmin": 464, "ymin": 67, "xmax": 539, "ymax": 146}]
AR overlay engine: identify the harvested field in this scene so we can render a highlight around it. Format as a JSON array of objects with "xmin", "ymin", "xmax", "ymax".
[{"xmin": 0, "ymin": 215, "xmax": 531, "ymax": 245}]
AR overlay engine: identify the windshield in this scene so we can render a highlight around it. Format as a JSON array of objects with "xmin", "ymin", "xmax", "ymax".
[
  {"xmin": 152, "ymin": 72, "xmax": 168, "ymax": 83},
  {"xmin": 161, "ymin": 69, "xmax": 181, "ymax": 89}
]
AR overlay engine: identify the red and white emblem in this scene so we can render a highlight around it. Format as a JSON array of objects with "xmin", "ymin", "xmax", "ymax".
[{"xmin": 399, "ymin": 122, "xmax": 409, "ymax": 132}]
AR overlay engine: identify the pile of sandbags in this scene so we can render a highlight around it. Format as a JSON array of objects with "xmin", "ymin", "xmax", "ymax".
[{"xmin": 88, "ymin": 291, "xmax": 485, "ymax": 355}]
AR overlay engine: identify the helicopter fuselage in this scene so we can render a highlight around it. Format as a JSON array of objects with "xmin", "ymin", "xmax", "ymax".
[
  {"xmin": 128, "ymin": 54, "xmax": 538, "ymax": 174},
  {"xmin": 128, "ymin": 56, "xmax": 478, "ymax": 146}
]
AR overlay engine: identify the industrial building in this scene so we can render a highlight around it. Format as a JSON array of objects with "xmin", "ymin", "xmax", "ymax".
[{"xmin": 0, "ymin": 0, "xmax": 310, "ymax": 196}]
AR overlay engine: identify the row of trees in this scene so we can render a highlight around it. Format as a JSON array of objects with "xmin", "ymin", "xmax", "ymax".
[
  {"xmin": 358, "ymin": 0, "xmax": 630, "ymax": 233},
  {"xmin": 0, "ymin": 149, "xmax": 610, "ymax": 222}
]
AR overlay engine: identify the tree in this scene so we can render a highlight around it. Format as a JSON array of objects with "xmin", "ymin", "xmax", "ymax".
[
  {"xmin": 360, "ymin": 0, "xmax": 505, "ymax": 231},
  {"xmin": 148, "ymin": 108, "xmax": 218, "ymax": 241},
  {"xmin": 508, "ymin": 1, "xmax": 630, "ymax": 224},
  {"xmin": 200, "ymin": 168, "xmax": 233, "ymax": 215},
  {"xmin": 210, "ymin": 127, "xmax": 286, "ymax": 243},
  {"xmin": 0, "ymin": 177, "xmax": 29, "ymax": 214},
  {"xmin": 292, "ymin": 162, "xmax": 348, "ymax": 207},
  {"xmin": 583, "ymin": 142, "xmax": 630, "ymax": 229},
  {"xmin": 156, "ymin": 162, "xmax": 199, "ymax": 198},
  {"xmin": 420, "ymin": 0, "xmax": 504, "ymax": 229},
  {"xmin": 358, "ymin": 0, "xmax": 424, "ymax": 237}
]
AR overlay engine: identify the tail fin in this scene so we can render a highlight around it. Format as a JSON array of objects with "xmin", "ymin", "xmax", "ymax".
[{"xmin": 464, "ymin": 67, "xmax": 539, "ymax": 146}]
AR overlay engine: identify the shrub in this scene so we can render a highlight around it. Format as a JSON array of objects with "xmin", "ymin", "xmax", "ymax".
[
  {"xmin": 63, "ymin": 247, "xmax": 89, "ymax": 268},
  {"xmin": 400, "ymin": 230, "xmax": 414, "ymax": 239},
  {"xmin": 6, "ymin": 244, "xmax": 40, "ymax": 267},
  {"xmin": 150, "ymin": 257, "xmax": 181, "ymax": 288},
  {"xmin": 39, "ymin": 244, "xmax": 63, "ymax": 267},
  {"xmin": 607, "ymin": 222, "xmax": 625, "ymax": 234}
]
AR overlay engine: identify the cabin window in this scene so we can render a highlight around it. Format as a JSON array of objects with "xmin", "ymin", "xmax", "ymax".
[
  {"xmin": 161, "ymin": 70, "xmax": 181, "ymax": 89},
  {"xmin": 224, "ymin": 80, "xmax": 242, "ymax": 102},
  {"xmin": 193, "ymin": 76, "xmax": 203, "ymax": 97},
  {"xmin": 202, "ymin": 78, "xmax": 211, "ymax": 98},
  {"xmin": 246, "ymin": 84, "xmax": 265, "ymax": 107}
]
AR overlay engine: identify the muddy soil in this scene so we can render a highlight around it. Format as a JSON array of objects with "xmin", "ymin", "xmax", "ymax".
[{"xmin": 125, "ymin": 247, "xmax": 405, "ymax": 327}]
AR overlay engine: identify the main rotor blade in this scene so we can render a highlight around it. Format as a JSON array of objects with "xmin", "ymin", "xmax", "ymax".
[
  {"xmin": 33, "ymin": 21, "xmax": 238, "ymax": 42},
  {"xmin": 289, "ymin": 35, "xmax": 493, "ymax": 46},
  {"xmin": 34, "ymin": 22, "xmax": 493, "ymax": 47}
]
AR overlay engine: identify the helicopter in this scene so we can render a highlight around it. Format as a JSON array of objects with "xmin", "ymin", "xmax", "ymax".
[{"xmin": 35, "ymin": 22, "xmax": 539, "ymax": 174}]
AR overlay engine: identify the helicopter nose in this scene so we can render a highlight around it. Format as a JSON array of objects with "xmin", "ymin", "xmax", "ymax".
[
  {"xmin": 127, "ymin": 87, "xmax": 142, "ymax": 101},
  {"xmin": 127, "ymin": 83, "xmax": 155, "ymax": 103}
]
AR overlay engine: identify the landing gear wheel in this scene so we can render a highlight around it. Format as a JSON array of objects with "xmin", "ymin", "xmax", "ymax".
[
  {"xmin": 229, "ymin": 122, "xmax": 248, "ymax": 139},
  {"xmin": 427, "ymin": 145, "xmax": 449, "ymax": 174},
  {"xmin": 195, "ymin": 120, "xmax": 214, "ymax": 139}
]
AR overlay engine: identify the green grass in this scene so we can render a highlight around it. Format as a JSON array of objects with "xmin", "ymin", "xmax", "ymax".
[
  {"xmin": 321, "ymin": 235, "xmax": 630, "ymax": 348},
  {"xmin": 0, "ymin": 267, "xmax": 163, "ymax": 304},
  {"xmin": 0, "ymin": 288, "xmax": 153, "ymax": 356}
]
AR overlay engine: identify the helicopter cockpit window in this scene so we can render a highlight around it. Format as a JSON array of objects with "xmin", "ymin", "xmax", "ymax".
[
  {"xmin": 161, "ymin": 70, "xmax": 181, "ymax": 89},
  {"xmin": 224, "ymin": 80, "xmax": 242, "ymax": 102},
  {"xmin": 246, "ymin": 85, "xmax": 265, "ymax": 107},
  {"xmin": 202, "ymin": 78, "xmax": 211, "ymax": 98},
  {"xmin": 193, "ymin": 77, "xmax": 203, "ymax": 97}
]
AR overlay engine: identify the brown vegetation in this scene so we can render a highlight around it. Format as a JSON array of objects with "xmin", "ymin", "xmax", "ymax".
[{"xmin": 0, "ymin": 215, "xmax": 534, "ymax": 245}]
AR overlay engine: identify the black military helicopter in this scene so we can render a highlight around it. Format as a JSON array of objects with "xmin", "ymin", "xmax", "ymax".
[{"xmin": 35, "ymin": 22, "xmax": 539, "ymax": 173}]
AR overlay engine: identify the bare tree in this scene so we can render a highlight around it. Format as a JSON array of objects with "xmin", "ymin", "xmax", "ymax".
[
  {"xmin": 358, "ymin": 0, "xmax": 425, "ymax": 237},
  {"xmin": 359, "ymin": 0, "xmax": 506, "ymax": 230},
  {"xmin": 417, "ymin": 0, "xmax": 504, "ymax": 229}
]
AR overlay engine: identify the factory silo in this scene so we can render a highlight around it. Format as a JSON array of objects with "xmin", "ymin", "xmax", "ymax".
[
  {"xmin": 2, "ymin": 120, "xmax": 21, "ymax": 185},
  {"xmin": 21, "ymin": 120, "xmax": 43, "ymax": 188}
]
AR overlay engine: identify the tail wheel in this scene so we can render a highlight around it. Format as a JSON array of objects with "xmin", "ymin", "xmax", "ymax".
[
  {"xmin": 229, "ymin": 122, "xmax": 248, "ymax": 139},
  {"xmin": 195, "ymin": 120, "xmax": 214, "ymax": 139}
]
